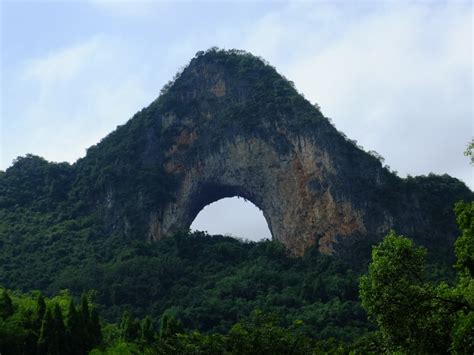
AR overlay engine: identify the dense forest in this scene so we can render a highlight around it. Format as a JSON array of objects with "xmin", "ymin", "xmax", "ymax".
[
  {"xmin": 1, "ymin": 201, "xmax": 472, "ymax": 354},
  {"xmin": 0, "ymin": 49, "xmax": 472, "ymax": 353}
]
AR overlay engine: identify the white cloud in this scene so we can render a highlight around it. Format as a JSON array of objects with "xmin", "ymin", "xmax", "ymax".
[
  {"xmin": 23, "ymin": 37, "xmax": 104, "ymax": 86},
  {"xmin": 2, "ymin": 2, "xmax": 471, "ymax": 240},
  {"xmin": 2, "ymin": 2, "xmax": 472, "ymax": 190},
  {"xmin": 237, "ymin": 2, "xmax": 473, "ymax": 189},
  {"xmin": 3, "ymin": 35, "xmax": 157, "ymax": 167}
]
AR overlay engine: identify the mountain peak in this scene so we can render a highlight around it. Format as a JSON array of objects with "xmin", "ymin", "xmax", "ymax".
[
  {"xmin": 66, "ymin": 49, "xmax": 474, "ymax": 258},
  {"xmin": 188, "ymin": 47, "xmax": 270, "ymax": 72},
  {"xmin": 157, "ymin": 47, "xmax": 287, "ymax": 104}
]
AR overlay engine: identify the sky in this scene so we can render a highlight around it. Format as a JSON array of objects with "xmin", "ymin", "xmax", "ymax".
[{"xmin": 1, "ymin": 0, "xmax": 472, "ymax": 241}]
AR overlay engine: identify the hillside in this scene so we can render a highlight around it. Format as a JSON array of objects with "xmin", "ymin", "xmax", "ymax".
[{"xmin": 0, "ymin": 48, "xmax": 472, "ymax": 347}]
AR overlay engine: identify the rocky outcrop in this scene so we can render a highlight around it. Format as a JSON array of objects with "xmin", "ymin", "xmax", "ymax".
[
  {"xmin": 78, "ymin": 49, "xmax": 472, "ymax": 258},
  {"xmin": 154, "ymin": 134, "xmax": 368, "ymax": 256}
]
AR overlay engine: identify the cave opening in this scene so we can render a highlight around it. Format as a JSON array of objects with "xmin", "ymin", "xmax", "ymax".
[{"xmin": 190, "ymin": 197, "xmax": 272, "ymax": 242}]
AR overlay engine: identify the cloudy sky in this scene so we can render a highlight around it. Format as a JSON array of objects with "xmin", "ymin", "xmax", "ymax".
[{"xmin": 1, "ymin": 0, "xmax": 472, "ymax": 241}]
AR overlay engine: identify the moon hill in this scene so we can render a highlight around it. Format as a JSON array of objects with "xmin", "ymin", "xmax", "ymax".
[
  {"xmin": 1, "ymin": 48, "xmax": 473, "ymax": 352},
  {"xmin": 1, "ymin": 48, "xmax": 472, "ymax": 262}
]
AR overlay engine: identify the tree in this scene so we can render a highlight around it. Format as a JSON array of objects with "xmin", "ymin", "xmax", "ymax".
[
  {"xmin": 66, "ymin": 299, "xmax": 83, "ymax": 355},
  {"xmin": 79, "ymin": 293, "xmax": 94, "ymax": 352},
  {"xmin": 36, "ymin": 293, "xmax": 46, "ymax": 330},
  {"xmin": 359, "ymin": 232, "xmax": 452, "ymax": 353},
  {"xmin": 0, "ymin": 289, "xmax": 13, "ymax": 318},
  {"xmin": 51, "ymin": 303, "xmax": 66, "ymax": 354},
  {"xmin": 0, "ymin": 288, "xmax": 108, "ymax": 355},
  {"xmin": 120, "ymin": 311, "xmax": 140, "ymax": 342},
  {"xmin": 37, "ymin": 308, "xmax": 54, "ymax": 355},
  {"xmin": 451, "ymin": 201, "xmax": 474, "ymax": 353},
  {"xmin": 227, "ymin": 310, "xmax": 313, "ymax": 354},
  {"xmin": 37, "ymin": 304, "xmax": 68, "ymax": 355},
  {"xmin": 79, "ymin": 293, "xmax": 103, "ymax": 352},
  {"xmin": 360, "ymin": 211, "xmax": 474, "ymax": 354},
  {"xmin": 80, "ymin": 293, "xmax": 90, "ymax": 324},
  {"xmin": 367, "ymin": 150, "xmax": 385, "ymax": 164},
  {"xmin": 159, "ymin": 313, "xmax": 184, "ymax": 341},
  {"xmin": 140, "ymin": 316, "xmax": 155, "ymax": 345},
  {"xmin": 454, "ymin": 201, "xmax": 474, "ymax": 279},
  {"xmin": 464, "ymin": 139, "xmax": 474, "ymax": 165},
  {"xmin": 89, "ymin": 307, "xmax": 102, "ymax": 347}
]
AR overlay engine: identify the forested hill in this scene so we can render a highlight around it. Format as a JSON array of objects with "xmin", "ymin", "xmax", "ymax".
[
  {"xmin": 68, "ymin": 48, "xmax": 471, "ymax": 259},
  {"xmin": 1, "ymin": 48, "xmax": 472, "ymax": 257},
  {"xmin": 0, "ymin": 48, "xmax": 472, "ymax": 353}
]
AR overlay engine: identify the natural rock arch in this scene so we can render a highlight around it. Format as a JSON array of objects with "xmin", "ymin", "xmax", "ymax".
[
  {"xmin": 190, "ymin": 197, "xmax": 271, "ymax": 240},
  {"xmin": 152, "ymin": 135, "xmax": 366, "ymax": 255},
  {"xmin": 84, "ymin": 49, "xmax": 471, "ymax": 257}
]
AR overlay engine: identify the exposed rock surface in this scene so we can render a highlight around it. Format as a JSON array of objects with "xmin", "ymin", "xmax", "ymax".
[
  {"xmin": 157, "ymin": 135, "xmax": 367, "ymax": 256},
  {"xmin": 74, "ymin": 49, "xmax": 472, "ymax": 258}
]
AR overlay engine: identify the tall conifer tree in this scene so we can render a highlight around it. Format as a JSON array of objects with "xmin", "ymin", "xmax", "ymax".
[
  {"xmin": 66, "ymin": 299, "xmax": 83, "ymax": 355},
  {"xmin": 0, "ymin": 289, "xmax": 13, "ymax": 318},
  {"xmin": 37, "ymin": 308, "xmax": 53, "ymax": 355},
  {"xmin": 51, "ymin": 304, "xmax": 66, "ymax": 355}
]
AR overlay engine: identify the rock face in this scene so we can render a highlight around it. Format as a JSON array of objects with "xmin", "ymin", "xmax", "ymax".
[
  {"xmin": 76, "ymin": 49, "xmax": 472, "ymax": 258},
  {"xmin": 157, "ymin": 135, "xmax": 366, "ymax": 256}
]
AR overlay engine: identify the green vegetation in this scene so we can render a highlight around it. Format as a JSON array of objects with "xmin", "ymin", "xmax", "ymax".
[
  {"xmin": 0, "ymin": 154, "xmax": 73, "ymax": 212},
  {"xmin": 0, "ymin": 289, "xmax": 101, "ymax": 354},
  {"xmin": 359, "ymin": 201, "xmax": 473, "ymax": 354},
  {"xmin": 0, "ymin": 287, "xmax": 353, "ymax": 354},
  {"xmin": 465, "ymin": 138, "xmax": 474, "ymax": 165},
  {"xmin": 0, "ymin": 154, "xmax": 366, "ymax": 343},
  {"xmin": 1, "ymin": 201, "xmax": 472, "ymax": 354},
  {"xmin": 0, "ymin": 130, "xmax": 471, "ymax": 355},
  {"xmin": 0, "ymin": 49, "xmax": 472, "ymax": 353},
  {"xmin": 1, "ymin": 156, "xmax": 372, "ymax": 347},
  {"xmin": 0, "ymin": 215, "xmax": 370, "ymax": 340}
]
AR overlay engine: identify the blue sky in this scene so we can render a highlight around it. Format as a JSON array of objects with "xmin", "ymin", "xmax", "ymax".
[{"xmin": 1, "ymin": 1, "xmax": 472, "ymax": 240}]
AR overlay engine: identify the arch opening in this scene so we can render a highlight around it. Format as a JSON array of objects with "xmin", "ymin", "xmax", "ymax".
[{"xmin": 190, "ymin": 197, "xmax": 272, "ymax": 242}]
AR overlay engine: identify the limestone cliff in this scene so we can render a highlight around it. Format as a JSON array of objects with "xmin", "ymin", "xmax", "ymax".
[{"xmin": 73, "ymin": 48, "xmax": 472, "ymax": 259}]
